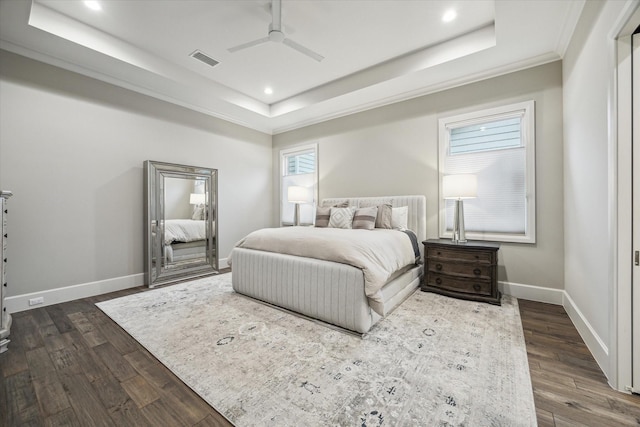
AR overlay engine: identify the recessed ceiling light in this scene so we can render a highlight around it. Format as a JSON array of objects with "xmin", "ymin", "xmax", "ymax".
[
  {"xmin": 442, "ymin": 9, "xmax": 457, "ymax": 23},
  {"xmin": 264, "ymin": 87, "xmax": 273, "ymax": 95},
  {"xmin": 84, "ymin": 1, "xmax": 102, "ymax": 11}
]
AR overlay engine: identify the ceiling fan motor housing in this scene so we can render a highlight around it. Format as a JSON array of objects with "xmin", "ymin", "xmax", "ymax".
[{"xmin": 268, "ymin": 25, "xmax": 285, "ymax": 43}]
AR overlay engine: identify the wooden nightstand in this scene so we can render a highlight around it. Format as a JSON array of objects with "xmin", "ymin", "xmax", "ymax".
[{"xmin": 422, "ymin": 239, "xmax": 501, "ymax": 305}]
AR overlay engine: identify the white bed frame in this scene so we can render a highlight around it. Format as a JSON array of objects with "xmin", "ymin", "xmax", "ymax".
[{"xmin": 231, "ymin": 195, "xmax": 426, "ymax": 334}]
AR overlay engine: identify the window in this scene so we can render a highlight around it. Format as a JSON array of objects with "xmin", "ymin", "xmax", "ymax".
[
  {"xmin": 438, "ymin": 101, "xmax": 536, "ymax": 243},
  {"xmin": 280, "ymin": 144, "xmax": 318, "ymax": 225}
]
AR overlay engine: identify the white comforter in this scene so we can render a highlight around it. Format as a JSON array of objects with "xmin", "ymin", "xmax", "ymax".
[
  {"xmin": 164, "ymin": 219, "xmax": 207, "ymax": 244},
  {"xmin": 232, "ymin": 227, "xmax": 417, "ymax": 315}
]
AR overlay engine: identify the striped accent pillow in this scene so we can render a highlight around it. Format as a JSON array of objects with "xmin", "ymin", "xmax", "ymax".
[
  {"xmin": 314, "ymin": 206, "xmax": 332, "ymax": 227},
  {"xmin": 352, "ymin": 206, "xmax": 378, "ymax": 230},
  {"xmin": 359, "ymin": 203, "xmax": 393, "ymax": 229}
]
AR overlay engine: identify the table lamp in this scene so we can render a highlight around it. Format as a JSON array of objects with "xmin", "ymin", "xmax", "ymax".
[
  {"xmin": 287, "ymin": 186, "xmax": 309, "ymax": 226},
  {"xmin": 443, "ymin": 174, "xmax": 477, "ymax": 243}
]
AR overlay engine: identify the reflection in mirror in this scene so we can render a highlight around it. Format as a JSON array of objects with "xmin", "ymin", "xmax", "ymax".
[{"xmin": 144, "ymin": 161, "xmax": 218, "ymax": 287}]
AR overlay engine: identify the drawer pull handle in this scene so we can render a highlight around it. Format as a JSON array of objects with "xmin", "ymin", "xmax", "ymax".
[
  {"xmin": 436, "ymin": 264, "xmax": 443, "ymax": 271},
  {"xmin": 473, "ymin": 268, "xmax": 481, "ymax": 275},
  {"xmin": 436, "ymin": 278, "xmax": 443, "ymax": 285},
  {"xmin": 473, "ymin": 284, "xmax": 481, "ymax": 291}
]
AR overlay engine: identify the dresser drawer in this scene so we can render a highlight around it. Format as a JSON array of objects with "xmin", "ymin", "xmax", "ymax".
[
  {"xmin": 427, "ymin": 247, "xmax": 493, "ymax": 263},
  {"xmin": 427, "ymin": 261, "xmax": 492, "ymax": 279},
  {"xmin": 426, "ymin": 273, "xmax": 492, "ymax": 296}
]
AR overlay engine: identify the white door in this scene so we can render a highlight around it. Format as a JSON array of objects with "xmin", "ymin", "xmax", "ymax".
[{"xmin": 633, "ymin": 31, "xmax": 640, "ymax": 393}]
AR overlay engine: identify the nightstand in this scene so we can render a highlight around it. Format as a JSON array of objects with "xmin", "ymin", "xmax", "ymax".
[{"xmin": 422, "ymin": 239, "xmax": 501, "ymax": 305}]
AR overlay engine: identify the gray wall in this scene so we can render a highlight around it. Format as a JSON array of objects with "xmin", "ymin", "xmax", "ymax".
[
  {"xmin": 164, "ymin": 177, "xmax": 194, "ymax": 220},
  {"xmin": 273, "ymin": 61, "xmax": 565, "ymax": 290},
  {"xmin": 0, "ymin": 49, "xmax": 566, "ymax": 302},
  {"xmin": 0, "ymin": 50, "xmax": 273, "ymax": 296},
  {"xmin": 562, "ymin": 0, "xmax": 631, "ymax": 373}
]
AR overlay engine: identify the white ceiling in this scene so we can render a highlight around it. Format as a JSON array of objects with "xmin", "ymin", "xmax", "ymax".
[{"xmin": 0, "ymin": 0, "xmax": 584, "ymax": 134}]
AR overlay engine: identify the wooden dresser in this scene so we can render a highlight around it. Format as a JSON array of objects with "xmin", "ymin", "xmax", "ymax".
[{"xmin": 422, "ymin": 239, "xmax": 501, "ymax": 305}]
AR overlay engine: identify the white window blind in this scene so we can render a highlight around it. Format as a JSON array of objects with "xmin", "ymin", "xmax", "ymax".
[
  {"xmin": 287, "ymin": 152, "xmax": 315, "ymax": 174},
  {"xmin": 280, "ymin": 144, "xmax": 318, "ymax": 225},
  {"xmin": 439, "ymin": 101, "xmax": 536, "ymax": 243},
  {"xmin": 450, "ymin": 117, "xmax": 522, "ymax": 154}
]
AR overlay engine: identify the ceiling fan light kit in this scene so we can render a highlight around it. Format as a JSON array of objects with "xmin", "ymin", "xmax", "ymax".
[{"xmin": 228, "ymin": 0, "xmax": 324, "ymax": 62}]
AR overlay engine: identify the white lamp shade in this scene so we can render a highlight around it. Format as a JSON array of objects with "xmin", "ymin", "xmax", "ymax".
[
  {"xmin": 287, "ymin": 186, "xmax": 310, "ymax": 203},
  {"xmin": 189, "ymin": 193, "xmax": 205, "ymax": 205},
  {"xmin": 443, "ymin": 174, "xmax": 477, "ymax": 199}
]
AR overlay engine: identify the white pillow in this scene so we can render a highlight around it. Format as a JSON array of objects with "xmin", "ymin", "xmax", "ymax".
[
  {"xmin": 391, "ymin": 206, "xmax": 408, "ymax": 230},
  {"xmin": 329, "ymin": 207, "xmax": 355, "ymax": 229}
]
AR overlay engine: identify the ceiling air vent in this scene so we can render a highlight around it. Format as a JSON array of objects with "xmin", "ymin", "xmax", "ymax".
[{"xmin": 189, "ymin": 50, "xmax": 220, "ymax": 68}]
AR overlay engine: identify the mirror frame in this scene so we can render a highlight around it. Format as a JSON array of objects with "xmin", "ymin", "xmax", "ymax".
[{"xmin": 144, "ymin": 160, "xmax": 218, "ymax": 287}]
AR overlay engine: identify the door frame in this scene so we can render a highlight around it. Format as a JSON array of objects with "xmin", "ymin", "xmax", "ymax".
[
  {"xmin": 632, "ymin": 29, "xmax": 640, "ymax": 394},
  {"xmin": 612, "ymin": 3, "xmax": 640, "ymax": 393}
]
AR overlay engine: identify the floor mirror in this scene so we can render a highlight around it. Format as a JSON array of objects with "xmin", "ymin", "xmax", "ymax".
[{"xmin": 144, "ymin": 160, "xmax": 218, "ymax": 287}]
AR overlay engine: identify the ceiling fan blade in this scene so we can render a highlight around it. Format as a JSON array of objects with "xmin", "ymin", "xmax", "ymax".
[
  {"xmin": 228, "ymin": 36, "xmax": 270, "ymax": 53},
  {"xmin": 283, "ymin": 38, "xmax": 324, "ymax": 62}
]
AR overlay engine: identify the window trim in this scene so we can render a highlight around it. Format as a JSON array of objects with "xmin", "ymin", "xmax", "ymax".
[
  {"xmin": 279, "ymin": 143, "xmax": 318, "ymax": 226},
  {"xmin": 438, "ymin": 100, "xmax": 536, "ymax": 244}
]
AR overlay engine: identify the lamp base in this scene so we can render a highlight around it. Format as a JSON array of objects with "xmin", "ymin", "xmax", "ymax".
[
  {"xmin": 451, "ymin": 199, "xmax": 467, "ymax": 243},
  {"xmin": 293, "ymin": 203, "xmax": 301, "ymax": 226}
]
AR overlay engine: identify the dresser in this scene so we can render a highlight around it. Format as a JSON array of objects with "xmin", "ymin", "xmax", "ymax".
[
  {"xmin": 0, "ymin": 191, "xmax": 12, "ymax": 353},
  {"xmin": 422, "ymin": 239, "xmax": 501, "ymax": 305}
]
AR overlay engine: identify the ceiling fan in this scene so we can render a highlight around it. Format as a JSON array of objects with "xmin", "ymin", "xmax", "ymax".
[{"xmin": 227, "ymin": 0, "xmax": 324, "ymax": 62}]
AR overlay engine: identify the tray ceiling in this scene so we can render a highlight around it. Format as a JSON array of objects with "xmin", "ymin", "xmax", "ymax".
[{"xmin": 0, "ymin": 0, "xmax": 584, "ymax": 134}]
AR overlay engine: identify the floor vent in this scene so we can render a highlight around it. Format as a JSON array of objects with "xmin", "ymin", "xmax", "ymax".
[{"xmin": 189, "ymin": 50, "xmax": 220, "ymax": 68}]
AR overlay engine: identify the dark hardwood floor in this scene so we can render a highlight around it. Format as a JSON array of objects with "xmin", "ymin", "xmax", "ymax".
[
  {"xmin": 518, "ymin": 300, "xmax": 640, "ymax": 426},
  {"xmin": 1, "ymin": 281, "xmax": 638, "ymax": 426}
]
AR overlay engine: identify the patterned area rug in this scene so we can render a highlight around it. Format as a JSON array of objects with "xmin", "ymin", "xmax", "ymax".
[{"xmin": 96, "ymin": 273, "xmax": 536, "ymax": 426}]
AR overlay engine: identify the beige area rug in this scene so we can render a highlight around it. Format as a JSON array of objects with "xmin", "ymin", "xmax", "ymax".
[{"xmin": 96, "ymin": 273, "xmax": 537, "ymax": 426}]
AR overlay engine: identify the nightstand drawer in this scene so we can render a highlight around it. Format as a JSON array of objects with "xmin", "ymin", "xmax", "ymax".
[
  {"xmin": 427, "ymin": 247, "xmax": 493, "ymax": 263},
  {"xmin": 427, "ymin": 261, "xmax": 492, "ymax": 279},
  {"xmin": 426, "ymin": 273, "xmax": 492, "ymax": 296}
]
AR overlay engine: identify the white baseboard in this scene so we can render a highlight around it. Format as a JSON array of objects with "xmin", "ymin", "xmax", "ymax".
[
  {"xmin": 499, "ymin": 280, "xmax": 565, "ymax": 304},
  {"xmin": 562, "ymin": 291, "xmax": 609, "ymax": 377},
  {"xmin": 6, "ymin": 260, "xmax": 230, "ymax": 314},
  {"xmin": 5, "ymin": 273, "xmax": 145, "ymax": 314}
]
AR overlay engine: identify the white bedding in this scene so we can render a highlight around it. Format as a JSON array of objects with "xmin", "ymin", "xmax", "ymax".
[
  {"xmin": 232, "ymin": 226, "xmax": 418, "ymax": 315},
  {"xmin": 164, "ymin": 219, "xmax": 207, "ymax": 245}
]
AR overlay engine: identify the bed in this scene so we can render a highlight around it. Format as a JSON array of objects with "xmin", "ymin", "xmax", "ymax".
[
  {"xmin": 230, "ymin": 195, "xmax": 426, "ymax": 334},
  {"xmin": 162, "ymin": 219, "xmax": 209, "ymax": 263}
]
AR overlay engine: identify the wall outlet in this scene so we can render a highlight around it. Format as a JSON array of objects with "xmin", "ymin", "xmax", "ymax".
[{"xmin": 28, "ymin": 297, "xmax": 44, "ymax": 306}]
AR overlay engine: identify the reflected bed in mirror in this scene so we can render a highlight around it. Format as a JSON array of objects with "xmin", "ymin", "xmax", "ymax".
[{"xmin": 144, "ymin": 161, "xmax": 218, "ymax": 287}]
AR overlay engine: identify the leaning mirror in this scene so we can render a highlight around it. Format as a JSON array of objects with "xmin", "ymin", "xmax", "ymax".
[{"xmin": 144, "ymin": 161, "xmax": 218, "ymax": 287}]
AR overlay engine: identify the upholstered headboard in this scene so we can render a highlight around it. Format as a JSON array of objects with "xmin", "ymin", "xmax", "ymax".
[{"xmin": 320, "ymin": 195, "xmax": 427, "ymax": 246}]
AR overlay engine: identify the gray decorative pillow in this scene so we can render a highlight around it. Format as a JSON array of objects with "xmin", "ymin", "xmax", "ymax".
[
  {"xmin": 315, "ymin": 206, "xmax": 332, "ymax": 227},
  {"xmin": 329, "ymin": 207, "xmax": 355, "ymax": 229},
  {"xmin": 321, "ymin": 201, "xmax": 350, "ymax": 208},
  {"xmin": 352, "ymin": 206, "xmax": 378, "ymax": 230},
  {"xmin": 375, "ymin": 203, "xmax": 393, "ymax": 229},
  {"xmin": 359, "ymin": 202, "xmax": 393, "ymax": 229}
]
